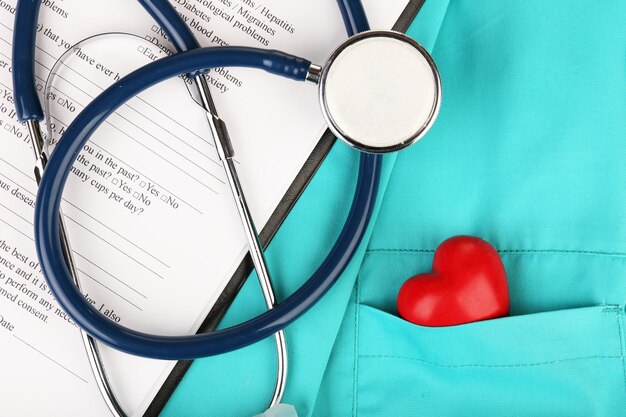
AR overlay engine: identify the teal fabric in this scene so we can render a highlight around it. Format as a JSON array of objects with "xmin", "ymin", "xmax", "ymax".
[{"xmin": 162, "ymin": 1, "xmax": 626, "ymax": 416}]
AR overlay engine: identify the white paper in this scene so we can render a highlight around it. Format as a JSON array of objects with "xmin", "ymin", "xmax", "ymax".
[{"xmin": 0, "ymin": 1, "xmax": 409, "ymax": 415}]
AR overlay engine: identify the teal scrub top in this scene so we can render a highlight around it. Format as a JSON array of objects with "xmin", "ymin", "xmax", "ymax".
[{"xmin": 162, "ymin": 1, "xmax": 626, "ymax": 415}]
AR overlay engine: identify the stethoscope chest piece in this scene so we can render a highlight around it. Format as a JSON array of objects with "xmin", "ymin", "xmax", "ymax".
[{"xmin": 319, "ymin": 31, "xmax": 441, "ymax": 153}]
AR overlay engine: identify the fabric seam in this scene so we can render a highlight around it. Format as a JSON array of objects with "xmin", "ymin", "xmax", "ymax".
[
  {"xmin": 357, "ymin": 354, "xmax": 623, "ymax": 369},
  {"xmin": 366, "ymin": 248, "xmax": 626, "ymax": 257},
  {"xmin": 429, "ymin": 0, "xmax": 452, "ymax": 57},
  {"xmin": 614, "ymin": 308, "xmax": 626, "ymax": 401}
]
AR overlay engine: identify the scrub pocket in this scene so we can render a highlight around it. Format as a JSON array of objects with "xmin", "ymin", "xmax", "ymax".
[{"xmin": 354, "ymin": 303, "xmax": 626, "ymax": 416}]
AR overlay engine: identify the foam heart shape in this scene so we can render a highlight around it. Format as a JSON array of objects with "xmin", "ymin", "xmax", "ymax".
[{"xmin": 397, "ymin": 236, "xmax": 509, "ymax": 327}]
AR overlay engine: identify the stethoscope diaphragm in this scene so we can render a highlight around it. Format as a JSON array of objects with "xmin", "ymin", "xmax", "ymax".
[{"xmin": 319, "ymin": 31, "xmax": 441, "ymax": 153}]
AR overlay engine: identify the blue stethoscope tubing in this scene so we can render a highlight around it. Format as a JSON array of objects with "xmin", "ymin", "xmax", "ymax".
[{"xmin": 14, "ymin": 0, "xmax": 381, "ymax": 360}]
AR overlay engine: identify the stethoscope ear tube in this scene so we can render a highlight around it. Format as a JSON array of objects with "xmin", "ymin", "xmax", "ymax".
[
  {"xmin": 137, "ymin": 0, "xmax": 200, "ymax": 52},
  {"xmin": 17, "ymin": 0, "xmax": 380, "ymax": 360},
  {"xmin": 33, "ymin": 45, "xmax": 380, "ymax": 359},
  {"xmin": 13, "ymin": 0, "xmax": 44, "ymax": 121},
  {"xmin": 11, "ymin": 0, "xmax": 203, "ymax": 123},
  {"xmin": 337, "ymin": 0, "xmax": 370, "ymax": 37}
]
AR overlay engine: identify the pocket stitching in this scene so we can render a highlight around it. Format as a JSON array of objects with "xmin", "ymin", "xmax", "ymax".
[
  {"xmin": 603, "ymin": 306, "xmax": 626, "ymax": 397},
  {"xmin": 359, "ymin": 305, "xmax": 625, "ymax": 368},
  {"xmin": 614, "ymin": 309, "xmax": 626, "ymax": 399},
  {"xmin": 357, "ymin": 354, "xmax": 623, "ymax": 369},
  {"xmin": 366, "ymin": 248, "xmax": 626, "ymax": 257}
]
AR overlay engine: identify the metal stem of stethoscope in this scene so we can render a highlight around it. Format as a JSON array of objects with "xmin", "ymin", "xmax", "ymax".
[
  {"xmin": 192, "ymin": 74, "xmax": 288, "ymax": 407},
  {"xmin": 26, "ymin": 119, "xmax": 129, "ymax": 417}
]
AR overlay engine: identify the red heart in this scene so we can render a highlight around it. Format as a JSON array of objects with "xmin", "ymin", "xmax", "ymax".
[{"xmin": 397, "ymin": 236, "xmax": 509, "ymax": 327}]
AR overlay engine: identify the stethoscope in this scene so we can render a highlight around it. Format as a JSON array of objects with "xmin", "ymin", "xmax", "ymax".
[{"xmin": 12, "ymin": 0, "xmax": 441, "ymax": 415}]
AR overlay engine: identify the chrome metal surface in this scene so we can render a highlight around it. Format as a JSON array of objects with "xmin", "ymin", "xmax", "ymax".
[
  {"xmin": 26, "ymin": 120, "xmax": 128, "ymax": 417},
  {"xmin": 194, "ymin": 75, "xmax": 288, "ymax": 408},
  {"xmin": 306, "ymin": 64, "xmax": 322, "ymax": 84},
  {"xmin": 26, "ymin": 120, "xmax": 47, "ymax": 182}
]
